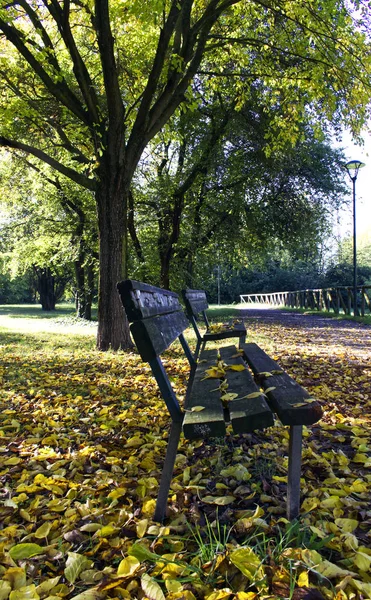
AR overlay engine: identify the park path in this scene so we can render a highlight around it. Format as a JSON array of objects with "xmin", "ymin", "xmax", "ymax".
[{"xmin": 237, "ymin": 306, "xmax": 371, "ymax": 359}]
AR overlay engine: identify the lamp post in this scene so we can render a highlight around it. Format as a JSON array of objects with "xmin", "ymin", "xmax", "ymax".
[{"xmin": 345, "ymin": 160, "xmax": 365, "ymax": 316}]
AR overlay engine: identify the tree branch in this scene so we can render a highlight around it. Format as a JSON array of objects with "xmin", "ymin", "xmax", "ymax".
[
  {"xmin": 44, "ymin": 0, "xmax": 100, "ymax": 124},
  {"xmin": 0, "ymin": 14, "xmax": 90, "ymax": 125},
  {"xmin": 94, "ymin": 0, "xmax": 125, "ymax": 133},
  {"xmin": 0, "ymin": 136, "xmax": 96, "ymax": 190}
]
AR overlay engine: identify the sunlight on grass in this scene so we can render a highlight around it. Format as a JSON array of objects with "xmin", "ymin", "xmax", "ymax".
[{"xmin": 0, "ymin": 303, "xmax": 97, "ymax": 336}]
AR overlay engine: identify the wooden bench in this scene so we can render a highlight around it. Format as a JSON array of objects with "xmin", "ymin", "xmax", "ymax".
[
  {"xmin": 117, "ymin": 279, "xmax": 323, "ymax": 523},
  {"xmin": 182, "ymin": 288, "xmax": 246, "ymax": 359}
]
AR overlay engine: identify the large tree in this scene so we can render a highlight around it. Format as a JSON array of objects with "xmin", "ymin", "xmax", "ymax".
[{"xmin": 0, "ymin": 0, "xmax": 370, "ymax": 349}]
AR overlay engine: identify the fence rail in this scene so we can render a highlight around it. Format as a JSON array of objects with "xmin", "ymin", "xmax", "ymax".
[{"xmin": 240, "ymin": 286, "xmax": 371, "ymax": 317}]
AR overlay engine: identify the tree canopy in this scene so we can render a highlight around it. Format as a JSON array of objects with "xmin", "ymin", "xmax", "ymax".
[{"xmin": 0, "ymin": 0, "xmax": 370, "ymax": 348}]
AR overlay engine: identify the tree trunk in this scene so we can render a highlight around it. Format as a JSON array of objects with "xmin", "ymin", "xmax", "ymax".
[
  {"xmin": 74, "ymin": 259, "xmax": 86, "ymax": 318},
  {"xmin": 36, "ymin": 267, "xmax": 56, "ymax": 311},
  {"xmin": 84, "ymin": 261, "xmax": 94, "ymax": 321},
  {"xmin": 95, "ymin": 167, "xmax": 132, "ymax": 350}
]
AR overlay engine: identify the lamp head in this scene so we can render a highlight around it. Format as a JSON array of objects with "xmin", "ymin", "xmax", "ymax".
[{"xmin": 345, "ymin": 160, "xmax": 366, "ymax": 181}]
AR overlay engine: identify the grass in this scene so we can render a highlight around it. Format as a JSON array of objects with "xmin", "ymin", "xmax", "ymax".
[{"xmin": 0, "ymin": 303, "xmax": 97, "ymax": 340}]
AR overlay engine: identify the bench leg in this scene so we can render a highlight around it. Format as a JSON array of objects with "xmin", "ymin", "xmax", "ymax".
[
  {"xmin": 287, "ymin": 425, "xmax": 303, "ymax": 521},
  {"xmin": 239, "ymin": 335, "xmax": 246, "ymax": 347},
  {"xmin": 154, "ymin": 419, "xmax": 183, "ymax": 523},
  {"xmin": 195, "ymin": 339, "xmax": 202, "ymax": 361}
]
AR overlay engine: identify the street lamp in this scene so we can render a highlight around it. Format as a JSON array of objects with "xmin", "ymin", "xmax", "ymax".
[{"xmin": 345, "ymin": 160, "xmax": 365, "ymax": 316}]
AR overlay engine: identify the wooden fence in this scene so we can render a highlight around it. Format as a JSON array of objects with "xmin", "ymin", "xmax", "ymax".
[{"xmin": 240, "ymin": 286, "xmax": 371, "ymax": 316}]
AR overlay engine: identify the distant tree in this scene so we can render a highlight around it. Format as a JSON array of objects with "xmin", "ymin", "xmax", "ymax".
[
  {"xmin": 0, "ymin": 154, "xmax": 97, "ymax": 315},
  {"xmin": 130, "ymin": 100, "xmax": 348, "ymax": 290}
]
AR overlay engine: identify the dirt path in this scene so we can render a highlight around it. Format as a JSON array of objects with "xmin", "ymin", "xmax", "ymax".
[{"xmin": 238, "ymin": 306, "xmax": 371, "ymax": 359}]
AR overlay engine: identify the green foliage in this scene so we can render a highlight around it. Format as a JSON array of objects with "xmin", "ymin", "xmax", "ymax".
[{"xmin": 0, "ymin": 272, "xmax": 34, "ymax": 303}]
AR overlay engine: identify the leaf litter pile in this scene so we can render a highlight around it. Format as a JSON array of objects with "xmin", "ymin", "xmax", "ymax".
[{"xmin": 1, "ymin": 313, "xmax": 371, "ymax": 600}]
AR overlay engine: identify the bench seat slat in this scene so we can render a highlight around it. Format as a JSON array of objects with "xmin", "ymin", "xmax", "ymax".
[
  {"xmin": 130, "ymin": 311, "xmax": 189, "ymax": 361},
  {"xmin": 219, "ymin": 346, "xmax": 274, "ymax": 433},
  {"xmin": 183, "ymin": 349, "xmax": 226, "ymax": 439},
  {"xmin": 241, "ymin": 343, "xmax": 322, "ymax": 426},
  {"xmin": 204, "ymin": 322, "xmax": 247, "ymax": 342}
]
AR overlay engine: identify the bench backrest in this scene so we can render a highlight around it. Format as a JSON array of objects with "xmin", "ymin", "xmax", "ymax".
[
  {"xmin": 117, "ymin": 280, "xmax": 195, "ymax": 422},
  {"xmin": 117, "ymin": 280, "xmax": 190, "ymax": 361},
  {"xmin": 182, "ymin": 289, "xmax": 210, "ymax": 333}
]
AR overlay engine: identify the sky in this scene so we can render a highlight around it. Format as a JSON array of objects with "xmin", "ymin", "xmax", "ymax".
[{"xmin": 337, "ymin": 128, "xmax": 371, "ymax": 237}]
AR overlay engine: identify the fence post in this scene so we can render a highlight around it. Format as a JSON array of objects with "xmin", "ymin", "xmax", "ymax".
[{"xmin": 347, "ymin": 287, "xmax": 352, "ymax": 315}]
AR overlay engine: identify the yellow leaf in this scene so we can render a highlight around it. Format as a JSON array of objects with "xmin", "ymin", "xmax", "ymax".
[
  {"xmin": 221, "ymin": 393, "xmax": 238, "ymax": 402},
  {"xmin": 142, "ymin": 499, "xmax": 156, "ymax": 517},
  {"xmin": 292, "ymin": 403, "xmax": 307, "ymax": 408},
  {"xmin": 95, "ymin": 524, "xmax": 119, "ymax": 538},
  {"xmin": 4, "ymin": 457, "xmax": 21, "ymax": 465},
  {"xmin": 35, "ymin": 576, "xmax": 60, "ymax": 596},
  {"xmin": 316, "ymin": 560, "xmax": 357, "ymax": 579},
  {"xmin": 202, "ymin": 367, "xmax": 225, "ymax": 379},
  {"xmin": 335, "ymin": 518, "xmax": 358, "ymax": 533},
  {"xmin": 0, "ymin": 581, "xmax": 12, "ymax": 600},
  {"xmin": 242, "ymin": 392, "xmax": 262, "ymax": 400},
  {"xmin": 202, "ymin": 495, "xmax": 235, "ymax": 505},
  {"xmin": 69, "ymin": 588, "xmax": 105, "ymax": 599},
  {"xmin": 136, "ymin": 519, "xmax": 148, "ymax": 538},
  {"xmin": 9, "ymin": 585, "xmax": 40, "ymax": 600},
  {"xmin": 190, "ymin": 406, "xmax": 205, "ymax": 412},
  {"xmin": 117, "ymin": 556, "xmax": 140, "ymax": 577},
  {"xmin": 107, "ymin": 488, "xmax": 127, "ymax": 500},
  {"xmin": 353, "ymin": 552, "xmax": 371, "ymax": 572},
  {"xmin": 227, "ymin": 364, "xmax": 246, "ymax": 372},
  {"xmin": 9, "ymin": 543, "xmax": 44, "ymax": 560},
  {"xmin": 141, "ymin": 574, "xmax": 165, "ymax": 600},
  {"xmin": 220, "ymin": 464, "xmax": 251, "ymax": 481},
  {"xmin": 264, "ymin": 387, "xmax": 276, "ymax": 394},
  {"xmin": 352, "ymin": 453, "xmax": 369, "ymax": 463},
  {"xmin": 125, "ymin": 436, "xmax": 142, "ymax": 448},
  {"xmin": 297, "ymin": 571, "xmax": 309, "ymax": 587},
  {"xmin": 34, "ymin": 522, "xmax": 52, "ymax": 539},
  {"xmin": 230, "ymin": 547, "xmax": 264, "ymax": 582},
  {"xmin": 301, "ymin": 498, "xmax": 320, "ymax": 512},
  {"xmin": 342, "ymin": 532, "xmax": 359, "ymax": 551},
  {"xmin": 64, "ymin": 552, "xmax": 93, "ymax": 584},
  {"xmin": 3, "ymin": 568, "xmax": 27, "ymax": 590},
  {"xmin": 165, "ymin": 580, "xmax": 182, "ymax": 593},
  {"xmin": 205, "ymin": 590, "xmax": 233, "ymax": 600},
  {"xmin": 320, "ymin": 496, "xmax": 341, "ymax": 509}
]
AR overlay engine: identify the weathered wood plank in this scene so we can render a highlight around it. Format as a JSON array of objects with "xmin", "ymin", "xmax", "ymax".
[
  {"xmin": 219, "ymin": 346, "xmax": 274, "ymax": 433},
  {"xmin": 241, "ymin": 343, "xmax": 322, "ymax": 426},
  {"xmin": 182, "ymin": 289, "xmax": 209, "ymax": 316},
  {"xmin": 130, "ymin": 311, "xmax": 189, "ymax": 361},
  {"xmin": 183, "ymin": 349, "xmax": 226, "ymax": 439},
  {"xmin": 118, "ymin": 280, "xmax": 182, "ymax": 320},
  {"xmin": 204, "ymin": 321, "xmax": 247, "ymax": 342}
]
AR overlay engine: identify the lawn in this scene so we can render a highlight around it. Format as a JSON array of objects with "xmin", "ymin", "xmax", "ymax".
[{"xmin": 0, "ymin": 304, "xmax": 371, "ymax": 599}]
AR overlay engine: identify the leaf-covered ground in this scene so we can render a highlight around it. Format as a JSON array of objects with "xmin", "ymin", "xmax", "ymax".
[{"xmin": 0, "ymin": 307, "xmax": 371, "ymax": 600}]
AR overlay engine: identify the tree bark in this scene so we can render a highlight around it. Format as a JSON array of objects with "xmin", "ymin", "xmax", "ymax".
[
  {"xmin": 36, "ymin": 267, "xmax": 56, "ymax": 311},
  {"xmin": 95, "ymin": 166, "xmax": 132, "ymax": 350}
]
